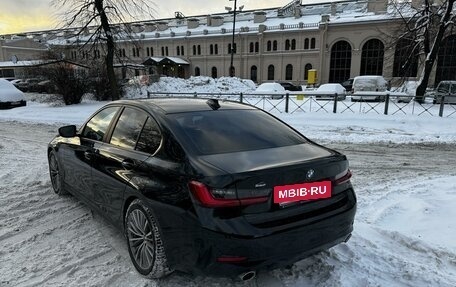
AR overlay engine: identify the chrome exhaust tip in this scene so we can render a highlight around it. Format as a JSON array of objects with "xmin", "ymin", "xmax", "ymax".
[{"xmin": 239, "ymin": 270, "xmax": 256, "ymax": 281}]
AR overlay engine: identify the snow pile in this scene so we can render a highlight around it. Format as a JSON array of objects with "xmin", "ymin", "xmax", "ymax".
[{"xmin": 125, "ymin": 76, "xmax": 256, "ymax": 98}]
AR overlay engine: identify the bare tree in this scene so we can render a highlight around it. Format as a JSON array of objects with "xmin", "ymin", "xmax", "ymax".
[
  {"xmin": 390, "ymin": 0, "xmax": 455, "ymax": 102},
  {"xmin": 53, "ymin": 0, "xmax": 155, "ymax": 101}
]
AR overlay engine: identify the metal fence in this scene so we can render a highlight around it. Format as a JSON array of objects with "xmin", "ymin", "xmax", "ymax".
[{"xmin": 146, "ymin": 91, "xmax": 456, "ymax": 118}]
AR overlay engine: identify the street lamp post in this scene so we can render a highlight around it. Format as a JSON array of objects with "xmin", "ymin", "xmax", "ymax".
[{"xmin": 229, "ymin": 0, "xmax": 237, "ymax": 77}]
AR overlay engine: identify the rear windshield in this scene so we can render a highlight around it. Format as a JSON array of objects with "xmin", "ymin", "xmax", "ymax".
[{"xmin": 168, "ymin": 109, "xmax": 306, "ymax": 155}]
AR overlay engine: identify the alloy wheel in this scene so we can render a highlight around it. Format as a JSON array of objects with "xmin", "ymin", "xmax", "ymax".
[{"xmin": 126, "ymin": 209, "xmax": 156, "ymax": 271}]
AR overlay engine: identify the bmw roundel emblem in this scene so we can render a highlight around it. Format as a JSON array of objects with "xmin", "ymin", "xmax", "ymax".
[{"xmin": 306, "ymin": 169, "xmax": 315, "ymax": 179}]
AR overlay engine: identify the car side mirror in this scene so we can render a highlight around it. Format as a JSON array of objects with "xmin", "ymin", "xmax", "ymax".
[{"xmin": 58, "ymin": 125, "xmax": 77, "ymax": 138}]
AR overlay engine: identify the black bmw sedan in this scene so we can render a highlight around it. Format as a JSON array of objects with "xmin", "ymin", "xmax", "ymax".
[{"xmin": 47, "ymin": 98, "xmax": 356, "ymax": 280}]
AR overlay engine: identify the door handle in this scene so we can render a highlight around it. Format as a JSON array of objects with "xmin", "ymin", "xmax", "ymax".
[{"xmin": 122, "ymin": 160, "xmax": 135, "ymax": 170}]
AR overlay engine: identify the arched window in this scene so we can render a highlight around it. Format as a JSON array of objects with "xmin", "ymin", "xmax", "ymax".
[
  {"xmin": 161, "ymin": 47, "xmax": 165, "ymax": 56},
  {"xmin": 329, "ymin": 40, "xmax": 352, "ymax": 83},
  {"xmin": 195, "ymin": 67, "xmax": 201, "ymax": 76},
  {"xmin": 360, "ymin": 39, "xmax": 384, "ymax": 76},
  {"xmin": 285, "ymin": 64, "xmax": 293, "ymax": 80},
  {"xmin": 291, "ymin": 39, "xmax": 296, "ymax": 50},
  {"xmin": 249, "ymin": 42, "xmax": 254, "ymax": 53},
  {"xmin": 268, "ymin": 65, "xmax": 275, "ymax": 80},
  {"xmin": 267, "ymin": 40, "xmax": 272, "ymax": 51},
  {"xmin": 193, "ymin": 45, "xmax": 196, "ymax": 55},
  {"xmin": 214, "ymin": 44, "xmax": 218, "ymax": 55},
  {"xmin": 211, "ymin": 67, "xmax": 217, "ymax": 78},
  {"xmin": 176, "ymin": 46, "xmax": 180, "ymax": 56},
  {"xmin": 436, "ymin": 35, "xmax": 456, "ymax": 84},
  {"xmin": 304, "ymin": 63, "xmax": 312, "ymax": 80},
  {"xmin": 210, "ymin": 44, "xmax": 214, "ymax": 55},
  {"xmin": 197, "ymin": 45, "xmax": 201, "ymax": 55},
  {"xmin": 310, "ymin": 38, "xmax": 316, "ymax": 49},
  {"xmin": 304, "ymin": 38, "xmax": 309, "ymax": 50},
  {"xmin": 273, "ymin": 40, "xmax": 278, "ymax": 51},
  {"xmin": 181, "ymin": 45, "xmax": 184, "ymax": 56},
  {"xmin": 393, "ymin": 39, "xmax": 418, "ymax": 77},
  {"xmin": 250, "ymin": 65, "xmax": 258, "ymax": 82},
  {"xmin": 285, "ymin": 39, "xmax": 291, "ymax": 50},
  {"xmin": 165, "ymin": 47, "xmax": 169, "ymax": 56},
  {"xmin": 255, "ymin": 42, "xmax": 259, "ymax": 53}
]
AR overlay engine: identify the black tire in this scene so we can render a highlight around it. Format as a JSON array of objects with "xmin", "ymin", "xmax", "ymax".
[
  {"xmin": 125, "ymin": 199, "xmax": 173, "ymax": 279},
  {"xmin": 48, "ymin": 150, "xmax": 68, "ymax": 195}
]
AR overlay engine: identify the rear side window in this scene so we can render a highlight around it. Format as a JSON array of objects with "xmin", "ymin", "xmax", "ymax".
[
  {"xmin": 136, "ymin": 117, "xmax": 162, "ymax": 154},
  {"xmin": 82, "ymin": 107, "xmax": 119, "ymax": 141},
  {"xmin": 170, "ymin": 109, "xmax": 306, "ymax": 155},
  {"xmin": 110, "ymin": 107, "xmax": 148, "ymax": 150}
]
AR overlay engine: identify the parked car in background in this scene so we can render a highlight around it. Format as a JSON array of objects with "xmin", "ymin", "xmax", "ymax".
[
  {"xmin": 278, "ymin": 82, "xmax": 303, "ymax": 91},
  {"xmin": 48, "ymin": 98, "xmax": 356, "ymax": 279},
  {"xmin": 351, "ymin": 75, "xmax": 388, "ymax": 102},
  {"xmin": 312, "ymin": 83, "xmax": 347, "ymax": 101},
  {"xmin": 14, "ymin": 78, "xmax": 42, "ymax": 92},
  {"xmin": 0, "ymin": 79, "xmax": 26, "ymax": 109},
  {"xmin": 341, "ymin": 78, "xmax": 354, "ymax": 93},
  {"xmin": 32, "ymin": 80, "xmax": 58, "ymax": 94},
  {"xmin": 255, "ymin": 82, "xmax": 286, "ymax": 99},
  {"xmin": 433, "ymin": 81, "xmax": 456, "ymax": 104}
]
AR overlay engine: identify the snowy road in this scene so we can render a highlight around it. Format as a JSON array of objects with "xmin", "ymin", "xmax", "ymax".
[{"xmin": 1, "ymin": 120, "xmax": 455, "ymax": 287}]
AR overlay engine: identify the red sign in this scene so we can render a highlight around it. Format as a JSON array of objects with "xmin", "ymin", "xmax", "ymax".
[{"xmin": 273, "ymin": 181, "xmax": 332, "ymax": 203}]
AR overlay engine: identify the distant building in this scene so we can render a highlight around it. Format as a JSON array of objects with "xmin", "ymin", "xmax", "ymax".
[{"xmin": 0, "ymin": 0, "xmax": 455, "ymax": 86}]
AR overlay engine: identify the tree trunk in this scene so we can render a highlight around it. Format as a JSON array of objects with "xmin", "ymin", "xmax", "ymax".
[
  {"xmin": 415, "ymin": 0, "xmax": 455, "ymax": 103},
  {"xmin": 94, "ymin": 0, "xmax": 119, "ymax": 101}
]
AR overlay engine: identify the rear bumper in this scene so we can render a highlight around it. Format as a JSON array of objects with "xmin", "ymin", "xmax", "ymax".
[{"xmin": 158, "ymin": 190, "xmax": 356, "ymax": 277}]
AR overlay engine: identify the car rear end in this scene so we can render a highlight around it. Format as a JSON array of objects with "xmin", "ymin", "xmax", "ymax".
[{"xmin": 162, "ymin": 104, "xmax": 356, "ymax": 277}]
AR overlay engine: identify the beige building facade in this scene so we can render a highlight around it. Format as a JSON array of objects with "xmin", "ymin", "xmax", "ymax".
[{"xmin": 1, "ymin": 0, "xmax": 454, "ymax": 86}]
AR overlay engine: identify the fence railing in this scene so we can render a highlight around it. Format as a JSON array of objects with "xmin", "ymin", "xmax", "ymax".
[{"xmin": 145, "ymin": 91, "xmax": 456, "ymax": 118}]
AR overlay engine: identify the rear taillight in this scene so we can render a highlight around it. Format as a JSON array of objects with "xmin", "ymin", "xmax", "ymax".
[
  {"xmin": 333, "ymin": 169, "xmax": 352, "ymax": 186},
  {"xmin": 188, "ymin": 181, "xmax": 268, "ymax": 208}
]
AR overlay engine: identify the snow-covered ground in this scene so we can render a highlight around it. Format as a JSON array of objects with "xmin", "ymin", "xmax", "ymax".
[{"xmin": 1, "ymin": 77, "xmax": 456, "ymax": 286}]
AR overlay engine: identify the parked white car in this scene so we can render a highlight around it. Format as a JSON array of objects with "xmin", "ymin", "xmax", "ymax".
[
  {"xmin": 0, "ymin": 79, "xmax": 26, "ymax": 109},
  {"xmin": 351, "ymin": 75, "xmax": 388, "ymax": 102},
  {"xmin": 254, "ymin": 82, "xmax": 286, "ymax": 99},
  {"xmin": 312, "ymin": 83, "xmax": 347, "ymax": 100}
]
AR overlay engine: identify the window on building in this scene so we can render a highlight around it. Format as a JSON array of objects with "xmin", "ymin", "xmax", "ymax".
[
  {"xmin": 210, "ymin": 44, "xmax": 214, "ymax": 55},
  {"xmin": 214, "ymin": 44, "xmax": 218, "ymax": 55},
  {"xmin": 267, "ymin": 40, "xmax": 272, "ymax": 51},
  {"xmin": 177, "ymin": 46, "xmax": 180, "ymax": 56},
  {"xmin": 436, "ymin": 35, "xmax": 456, "ymax": 84},
  {"xmin": 267, "ymin": 65, "xmax": 275, "ymax": 80},
  {"xmin": 285, "ymin": 64, "xmax": 293, "ymax": 80},
  {"xmin": 228, "ymin": 43, "xmax": 237, "ymax": 54},
  {"xmin": 197, "ymin": 45, "xmax": 201, "ymax": 55},
  {"xmin": 161, "ymin": 47, "xmax": 165, "ymax": 56},
  {"xmin": 360, "ymin": 39, "xmax": 384, "ymax": 76},
  {"xmin": 255, "ymin": 42, "xmax": 259, "ymax": 53},
  {"xmin": 310, "ymin": 38, "xmax": 316, "ymax": 49},
  {"xmin": 285, "ymin": 39, "xmax": 291, "ymax": 50},
  {"xmin": 393, "ymin": 38, "xmax": 418, "ymax": 78},
  {"xmin": 304, "ymin": 38, "xmax": 309, "ymax": 50},
  {"xmin": 273, "ymin": 40, "xmax": 278, "ymax": 51},
  {"xmin": 211, "ymin": 67, "xmax": 217, "ymax": 78},
  {"xmin": 181, "ymin": 45, "xmax": 184, "ymax": 56},
  {"xmin": 329, "ymin": 40, "xmax": 352, "ymax": 83},
  {"xmin": 147, "ymin": 47, "xmax": 150, "ymax": 57},
  {"xmin": 291, "ymin": 39, "xmax": 296, "ymax": 50},
  {"xmin": 249, "ymin": 42, "xmax": 254, "ymax": 53},
  {"xmin": 165, "ymin": 47, "xmax": 169, "ymax": 56},
  {"xmin": 195, "ymin": 67, "xmax": 201, "ymax": 76},
  {"xmin": 250, "ymin": 65, "xmax": 258, "ymax": 82},
  {"xmin": 304, "ymin": 63, "xmax": 312, "ymax": 80},
  {"xmin": 193, "ymin": 45, "xmax": 196, "ymax": 55}
]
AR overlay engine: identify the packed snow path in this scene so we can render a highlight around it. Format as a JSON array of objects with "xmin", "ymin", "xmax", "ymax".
[{"xmin": 0, "ymin": 121, "xmax": 455, "ymax": 287}]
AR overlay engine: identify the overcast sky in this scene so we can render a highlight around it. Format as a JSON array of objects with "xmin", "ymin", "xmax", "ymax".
[{"xmin": 0, "ymin": 0, "xmax": 334, "ymax": 34}]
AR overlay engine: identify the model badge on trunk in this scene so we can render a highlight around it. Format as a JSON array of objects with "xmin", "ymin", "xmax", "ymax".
[{"xmin": 255, "ymin": 182, "xmax": 266, "ymax": 188}]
